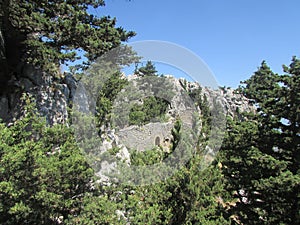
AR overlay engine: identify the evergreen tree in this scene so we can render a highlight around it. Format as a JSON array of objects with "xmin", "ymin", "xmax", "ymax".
[
  {"xmin": 135, "ymin": 61, "xmax": 157, "ymax": 76},
  {"xmin": 0, "ymin": 0, "xmax": 135, "ymax": 88},
  {"xmin": 129, "ymin": 96, "xmax": 169, "ymax": 125},
  {"xmin": 0, "ymin": 95, "xmax": 95, "ymax": 224},
  {"xmin": 221, "ymin": 58, "xmax": 300, "ymax": 224},
  {"xmin": 96, "ymin": 71, "xmax": 129, "ymax": 129}
]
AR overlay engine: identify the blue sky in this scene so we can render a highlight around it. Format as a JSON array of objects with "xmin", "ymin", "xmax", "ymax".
[{"xmin": 93, "ymin": 0, "xmax": 300, "ymax": 88}]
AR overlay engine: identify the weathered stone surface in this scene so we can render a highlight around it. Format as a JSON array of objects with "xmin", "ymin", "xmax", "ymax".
[
  {"xmin": 84, "ymin": 75, "xmax": 255, "ymax": 169},
  {"xmin": 117, "ymin": 122, "xmax": 174, "ymax": 151},
  {"xmin": 63, "ymin": 73, "xmax": 77, "ymax": 100},
  {"xmin": 178, "ymin": 78, "xmax": 255, "ymax": 117},
  {"xmin": 21, "ymin": 65, "xmax": 45, "ymax": 86},
  {"xmin": 0, "ymin": 65, "xmax": 80, "ymax": 125},
  {"xmin": 116, "ymin": 146, "xmax": 131, "ymax": 165},
  {"xmin": 0, "ymin": 65, "xmax": 256, "ymax": 190}
]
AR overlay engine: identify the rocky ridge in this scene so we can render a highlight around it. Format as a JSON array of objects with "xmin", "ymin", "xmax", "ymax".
[
  {"xmin": 0, "ymin": 69, "xmax": 256, "ymax": 188},
  {"xmin": 0, "ymin": 71, "xmax": 255, "ymax": 182}
]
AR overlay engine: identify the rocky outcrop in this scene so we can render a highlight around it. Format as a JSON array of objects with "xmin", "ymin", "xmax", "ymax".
[
  {"xmin": 0, "ymin": 66, "xmax": 255, "ymax": 187},
  {"xmin": 178, "ymin": 78, "xmax": 255, "ymax": 117},
  {"xmin": 0, "ymin": 66, "xmax": 77, "ymax": 125},
  {"xmin": 0, "ymin": 65, "xmax": 254, "ymax": 126},
  {"xmin": 91, "ymin": 75, "xmax": 255, "ymax": 184}
]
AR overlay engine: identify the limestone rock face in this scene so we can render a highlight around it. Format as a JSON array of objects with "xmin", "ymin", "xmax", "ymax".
[
  {"xmin": 0, "ymin": 65, "xmax": 254, "ymax": 126},
  {"xmin": 202, "ymin": 86, "xmax": 254, "ymax": 117},
  {"xmin": 94, "ymin": 76, "xmax": 255, "ymax": 178},
  {"xmin": 0, "ymin": 68, "xmax": 255, "ymax": 152},
  {"xmin": 0, "ymin": 67, "xmax": 256, "ymax": 187},
  {"xmin": 0, "ymin": 66, "xmax": 77, "ymax": 125},
  {"xmin": 178, "ymin": 78, "xmax": 255, "ymax": 117}
]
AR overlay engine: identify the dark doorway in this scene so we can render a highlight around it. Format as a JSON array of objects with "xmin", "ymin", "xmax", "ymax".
[{"xmin": 155, "ymin": 136, "xmax": 160, "ymax": 146}]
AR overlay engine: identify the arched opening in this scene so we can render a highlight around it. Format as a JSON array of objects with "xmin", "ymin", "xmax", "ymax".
[{"xmin": 155, "ymin": 136, "xmax": 160, "ymax": 146}]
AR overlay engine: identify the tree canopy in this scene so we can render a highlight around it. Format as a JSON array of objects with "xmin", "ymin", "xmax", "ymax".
[
  {"xmin": 0, "ymin": 95, "xmax": 95, "ymax": 224},
  {"xmin": 0, "ymin": 0, "xmax": 135, "ymax": 88},
  {"xmin": 1, "ymin": 1, "xmax": 300, "ymax": 224},
  {"xmin": 135, "ymin": 61, "xmax": 158, "ymax": 77},
  {"xmin": 220, "ymin": 57, "xmax": 300, "ymax": 224}
]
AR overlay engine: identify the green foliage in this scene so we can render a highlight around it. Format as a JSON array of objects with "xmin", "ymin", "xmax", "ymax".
[
  {"xmin": 111, "ymin": 114, "xmax": 230, "ymax": 224},
  {"xmin": 3, "ymin": 3, "xmax": 300, "ymax": 222},
  {"xmin": 135, "ymin": 61, "xmax": 157, "ymax": 76},
  {"xmin": 97, "ymin": 160, "xmax": 230, "ymax": 225},
  {"xmin": 182, "ymin": 161, "xmax": 231, "ymax": 225},
  {"xmin": 96, "ymin": 71, "xmax": 129, "ymax": 129},
  {"xmin": 0, "ymin": 0, "xmax": 135, "ymax": 80},
  {"xmin": 126, "ymin": 62, "xmax": 171, "ymax": 125},
  {"xmin": 107, "ymin": 146, "xmax": 121, "ymax": 156},
  {"xmin": 0, "ymin": 88, "xmax": 230, "ymax": 225},
  {"xmin": 130, "ymin": 147, "xmax": 166, "ymax": 166},
  {"xmin": 129, "ymin": 96, "xmax": 169, "ymax": 125},
  {"xmin": 170, "ymin": 119, "xmax": 182, "ymax": 152},
  {"xmin": 187, "ymin": 86, "xmax": 210, "ymax": 120},
  {"xmin": 187, "ymin": 86, "xmax": 219, "ymax": 157},
  {"xmin": 66, "ymin": 194, "xmax": 122, "ymax": 225},
  {"xmin": 221, "ymin": 57, "xmax": 300, "ymax": 224},
  {"xmin": 0, "ymin": 95, "xmax": 94, "ymax": 224}
]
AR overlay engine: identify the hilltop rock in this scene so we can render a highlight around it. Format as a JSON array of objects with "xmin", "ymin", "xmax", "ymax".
[
  {"xmin": 0, "ymin": 67, "xmax": 256, "ymax": 187},
  {"xmin": 92, "ymin": 75, "xmax": 255, "ymax": 184},
  {"xmin": 0, "ymin": 66, "xmax": 76, "ymax": 125}
]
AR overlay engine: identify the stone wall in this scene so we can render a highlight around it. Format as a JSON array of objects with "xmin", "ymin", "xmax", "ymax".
[
  {"xmin": 117, "ymin": 122, "xmax": 174, "ymax": 151},
  {"xmin": 99, "ymin": 76, "xmax": 255, "ymax": 156},
  {"xmin": 0, "ymin": 67, "xmax": 255, "ymax": 150},
  {"xmin": 0, "ymin": 65, "xmax": 256, "ymax": 188}
]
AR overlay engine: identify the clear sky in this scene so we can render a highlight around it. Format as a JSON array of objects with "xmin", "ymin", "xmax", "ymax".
[{"xmin": 93, "ymin": 0, "xmax": 300, "ymax": 88}]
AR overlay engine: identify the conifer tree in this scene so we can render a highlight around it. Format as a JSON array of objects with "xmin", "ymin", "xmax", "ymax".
[
  {"xmin": 0, "ymin": 0, "xmax": 135, "ymax": 88},
  {"xmin": 0, "ymin": 96, "xmax": 95, "ymax": 224},
  {"xmin": 135, "ymin": 61, "xmax": 157, "ymax": 76},
  {"xmin": 221, "ymin": 58, "xmax": 300, "ymax": 224}
]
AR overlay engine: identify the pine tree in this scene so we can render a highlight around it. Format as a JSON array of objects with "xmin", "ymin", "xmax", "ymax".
[
  {"xmin": 0, "ymin": 0, "xmax": 135, "ymax": 88},
  {"xmin": 135, "ymin": 61, "xmax": 157, "ymax": 76},
  {"xmin": 221, "ymin": 58, "xmax": 300, "ymax": 224},
  {"xmin": 0, "ymin": 95, "xmax": 95, "ymax": 224}
]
